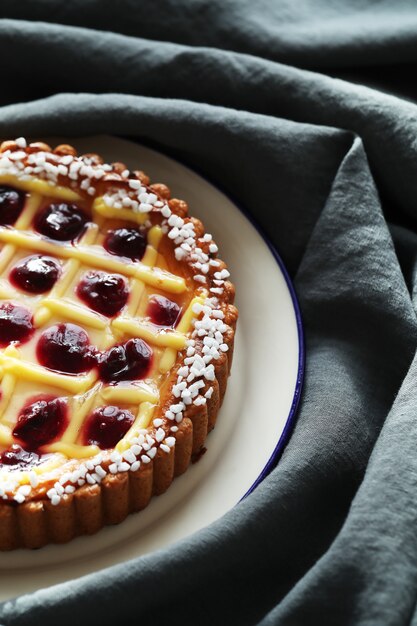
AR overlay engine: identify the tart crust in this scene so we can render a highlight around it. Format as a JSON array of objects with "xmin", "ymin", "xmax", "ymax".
[{"xmin": 0, "ymin": 139, "xmax": 237, "ymax": 550}]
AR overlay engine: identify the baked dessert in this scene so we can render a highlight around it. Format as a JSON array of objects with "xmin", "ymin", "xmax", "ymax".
[{"xmin": 0, "ymin": 138, "xmax": 237, "ymax": 550}]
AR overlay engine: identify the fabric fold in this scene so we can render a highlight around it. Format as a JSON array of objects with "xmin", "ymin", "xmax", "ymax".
[{"xmin": 1, "ymin": 3, "xmax": 417, "ymax": 624}]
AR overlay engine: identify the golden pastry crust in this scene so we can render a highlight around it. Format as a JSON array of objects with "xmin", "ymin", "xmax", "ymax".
[{"xmin": 0, "ymin": 139, "xmax": 237, "ymax": 550}]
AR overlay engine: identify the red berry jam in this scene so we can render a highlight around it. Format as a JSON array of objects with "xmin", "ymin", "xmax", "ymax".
[
  {"xmin": 0, "ymin": 444, "xmax": 41, "ymax": 469},
  {"xmin": 10, "ymin": 255, "xmax": 61, "ymax": 294},
  {"xmin": 13, "ymin": 395, "xmax": 67, "ymax": 449},
  {"xmin": 0, "ymin": 185, "xmax": 26, "ymax": 225},
  {"xmin": 83, "ymin": 405, "xmax": 134, "ymax": 449},
  {"xmin": 34, "ymin": 203, "xmax": 88, "ymax": 241},
  {"xmin": 0, "ymin": 302, "xmax": 33, "ymax": 346},
  {"xmin": 98, "ymin": 338, "xmax": 152, "ymax": 382},
  {"xmin": 104, "ymin": 227, "xmax": 147, "ymax": 260},
  {"xmin": 148, "ymin": 295, "xmax": 181, "ymax": 327},
  {"xmin": 37, "ymin": 323, "xmax": 96, "ymax": 374},
  {"xmin": 76, "ymin": 271, "xmax": 129, "ymax": 317}
]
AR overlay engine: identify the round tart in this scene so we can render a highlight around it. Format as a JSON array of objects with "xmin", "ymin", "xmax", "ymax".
[{"xmin": 0, "ymin": 138, "xmax": 237, "ymax": 550}]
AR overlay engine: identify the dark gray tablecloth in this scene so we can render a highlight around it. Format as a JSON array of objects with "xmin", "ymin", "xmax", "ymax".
[{"xmin": 1, "ymin": 2, "xmax": 417, "ymax": 624}]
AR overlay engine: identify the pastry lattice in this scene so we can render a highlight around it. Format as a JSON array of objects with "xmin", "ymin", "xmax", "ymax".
[
  {"xmin": 0, "ymin": 139, "xmax": 237, "ymax": 549},
  {"xmin": 0, "ymin": 171, "xmax": 202, "ymax": 463}
]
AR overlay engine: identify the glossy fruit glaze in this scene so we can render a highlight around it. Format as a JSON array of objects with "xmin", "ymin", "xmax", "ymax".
[
  {"xmin": 98, "ymin": 338, "xmax": 153, "ymax": 382},
  {"xmin": 0, "ymin": 185, "xmax": 26, "ymax": 225},
  {"xmin": 0, "ymin": 302, "xmax": 33, "ymax": 347},
  {"xmin": 35, "ymin": 203, "xmax": 88, "ymax": 241},
  {"xmin": 12, "ymin": 395, "xmax": 68, "ymax": 449},
  {"xmin": 104, "ymin": 227, "xmax": 147, "ymax": 260},
  {"xmin": 147, "ymin": 294, "xmax": 181, "ymax": 327},
  {"xmin": 0, "ymin": 444, "xmax": 41, "ymax": 469},
  {"xmin": 10, "ymin": 255, "xmax": 61, "ymax": 294},
  {"xmin": 36, "ymin": 323, "xmax": 96, "ymax": 374},
  {"xmin": 83, "ymin": 405, "xmax": 135, "ymax": 449},
  {"xmin": 76, "ymin": 271, "xmax": 129, "ymax": 317}
]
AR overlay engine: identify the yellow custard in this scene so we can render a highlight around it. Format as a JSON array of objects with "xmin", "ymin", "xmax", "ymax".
[
  {"xmin": 0, "ymin": 139, "xmax": 237, "ymax": 551},
  {"xmin": 0, "ymin": 175, "xmax": 202, "ymax": 474}
]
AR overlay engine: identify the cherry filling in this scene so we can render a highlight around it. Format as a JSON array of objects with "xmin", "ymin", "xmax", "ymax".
[
  {"xmin": 83, "ymin": 405, "xmax": 134, "ymax": 449},
  {"xmin": 98, "ymin": 338, "xmax": 152, "ymax": 382},
  {"xmin": 13, "ymin": 395, "xmax": 67, "ymax": 449},
  {"xmin": 37, "ymin": 323, "xmax": 96, "ymax": 374},
  {"xmin": 76, "ymin": 271, "xmax": 129, "ymax": 317},
  {"xmin": 10, "ymin": 255, "xmax": 61, "ymax": 294},
  {"xmin": 0, "ymin": 185, "xmax": 26, "ymax": 225},
  {"xmin": 104, "ymin": 227, "xmax": 147, "ymax": 260},
  {"xmin": 0, "ymin": 302, "xmax": 33, "ymax": 346},
  {"xmin": 34, "ymin": 203, "xmax": 88, "ymax": 241},
  {"xmin": 148, "ymin": 295, "xmax": 181, "ymax": 327},
  {"xmin": 0, "ymin": 444, "xmax": 41, "ymax": 469}
]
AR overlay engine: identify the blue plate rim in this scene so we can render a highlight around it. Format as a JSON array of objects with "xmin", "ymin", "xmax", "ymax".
[
  {"xmin": 127, "ymin": 136, "xmax": 305, "ymax": 500},
  {"xmin": 239, "ymin": 212, "xmax": 305, "ymax": 498}
]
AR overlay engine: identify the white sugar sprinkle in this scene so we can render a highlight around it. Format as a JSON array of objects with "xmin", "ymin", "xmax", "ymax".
[
  {"xmin": 0, "ymin": 139, "xmax": 233, "ymax": 506},
  {"xmin": 148, "ymin": 447, "xmax": 157, "ymax": 459},
  {"xmin": 155, "ymin": 428, "xmax": 165, "ymax": 442}
]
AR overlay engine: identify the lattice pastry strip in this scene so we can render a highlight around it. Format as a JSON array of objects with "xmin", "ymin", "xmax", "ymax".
[
  {"xmin": 92, "ymin": 196, "xmax": 149, "ymax": 227},
  {"xmin": 34, "ymin": 220, "xmax": 102, "ymax": 327},
  {"xmin": 0, "ymin": 345, "xmax": 21, "ymax": 426},
  {"xmin": 0, "ymin": 192, "xmax": 43, "ymax": 277},
  {"xmin": 126, "ymin": 224, "xmax": 162, "ymax": 316},
  {"xmin": 0, "ymin": 139, "xmax": 237, "ymax": 552},
  {"xmin": 0, "ymin": 349, "xmax": 96, "ymax": 394},
  {"xmin": 0, "ymin": 177, "xmax": 203, "ymax": 461},
  {"xmin": 0, "ymin": 228, "xmax": 186, "ymax": 293},
  {"xmin": 115, "ymin": 401, "xmax": 156, "ymax": 453}
]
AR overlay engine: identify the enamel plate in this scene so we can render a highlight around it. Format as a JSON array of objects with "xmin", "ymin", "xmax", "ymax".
[{"xmin": 0, "ymin": 136, "xmax": 304, "ymax": 601}]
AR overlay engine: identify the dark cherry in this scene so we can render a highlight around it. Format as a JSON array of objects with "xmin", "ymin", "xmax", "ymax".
[
  {"xmin": 0, "ymin": 444, "xmax": 41, "ymax": 469},
  {"xmin": 0, "ymin": 302, "xmax": 33, "ymax": 347},
  {"xmin": 104, "ymin": 227, "xmax": 147, "ymax": 260},
  {"xmin": 37, "ymin": 323, "xmax": 95, "ymax": 374},
  {"xmin": 34, "ymin": 203, "xmax": 88, "ymax": 241},
  {"xmin": 0, "ymin": 185, "xmax": 26, "ymax": 225},
  {"xmin": 10, "ymin": 255, "xmax": 61, "ymax": 294},
  {"xmin": 83, "ymin": 405, "xmax": 134, "ymax": 449},
  {"xmin": 76, "ymin": 271, "xmax": 129, "ymax": 317},
  {"xmin": 148, "ymin": 295, "xmax": 181, "ymax": 327},
  {"xmin": 98, "ymin": 338, "xmax": 152, "ymax": 383},
  {"xmin": 13, "ymin": 395, "xmax": 67, "ymax": 449}
]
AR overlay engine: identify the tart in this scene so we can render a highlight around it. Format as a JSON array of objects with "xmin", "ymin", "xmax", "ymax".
[{"xmin": 0, "ymin": 138, "xmax": 237, "ymax": 550}]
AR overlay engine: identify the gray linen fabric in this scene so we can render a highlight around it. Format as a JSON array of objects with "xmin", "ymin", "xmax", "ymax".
[{"xmin": 1, "ymin": 2, "xmax": 417, "ymax": 624}]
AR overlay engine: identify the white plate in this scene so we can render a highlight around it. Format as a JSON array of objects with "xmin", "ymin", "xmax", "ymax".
[{"xmin": 0, "ymin": 136, "xmax": 303, "ymax": 601}]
